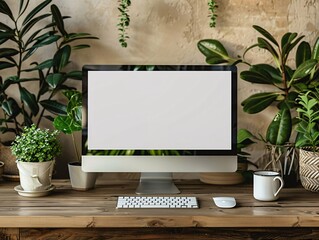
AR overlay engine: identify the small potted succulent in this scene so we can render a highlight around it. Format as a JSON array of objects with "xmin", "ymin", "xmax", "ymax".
[
  {"xmin": 11, "ymin": 125, "xmax": 61, "ymax": 195},
  {"xmin": 54, "ymin": 90, "xmax": 98, "ymax": 191},
  {"xmin": 296, "ymin": 89, "xmax": 319, "ymax": 192}
]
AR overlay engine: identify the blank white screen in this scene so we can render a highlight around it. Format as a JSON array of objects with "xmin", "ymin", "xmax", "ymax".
[{"xmin": 87, "ymin": 71, "xmax": 232, "ymax": 150}]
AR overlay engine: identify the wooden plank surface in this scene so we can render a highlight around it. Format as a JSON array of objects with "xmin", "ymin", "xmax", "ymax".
[
  {"xmin": 0, "ymin": 179, "xmax": 318, "ymax": 228},
  {"xmin": 17, "ymin": 228, "xmax": 319, "ymax": 240}
]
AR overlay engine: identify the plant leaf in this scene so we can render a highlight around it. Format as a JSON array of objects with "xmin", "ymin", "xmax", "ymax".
[
  {"xmin": 206, "ymin": 57, "xmax": 229, "ymax": 64},
  {"xmin": 53, "ymin": 45, "xmax": 71, "ymax": 72},
  {"xmin": 281, "ymin": 32, "xmax": 296, "ymax": 51},
  {"xmin": 34, "ymin": 59, "xmax": 54, "ymax": 70},
  {"xmin": 241, "ymin": 92, "xmax": 279, "ymax": 114},
  {"xmin": 253, "ymin": 25, "xmax": 279, "ymax": 47},
  {"xmin": 291, "ymin": 59, "xmax": 317, "ymax": 81},
  {"xmin": 23, "ymin": 35, "xmax": 60, "ymax": 61},
  {"xmin": 0, "ymin": 48, "xmax": 19, "ymax": 58},
  {"xmin": 22, "ymin": 0, "xmax": 52, "ymax": 26},
  {"xmin": 257, "ymin": 37, "xmax": 279, "ymax": 62},
  {"xmin": 283, "ymin": 36, "xmax": 304, "ymax": 62},
  {"xmin": 20, "ymin": 13, "xmax": 51, "ymax": 37},
  {"xmin": 29, "ymin": 34, "xmax": 61, "ymax": 50},
  {"xmin": 237, "ymin": 129, "xmax": 254, "ymax": 144},
  {"xmin": 46, "ymin": 73, "xmax": 63, "ymax": 88},
  {"xmin": 53, "ymin": 116, "xmax": 81, "ymax": 134},
  {"xmin": 312, "ymin": 37, "xmax": 319, "ymax": 60},
  {"xmin": 0, "ymin": 61, "xmax": 15, "ymax": 70},
  {"xmin": 240, "ymin": 64, "xmax": 282, "ymax": 85},
  {"xmin": 40, "ymin": 100, "xmax": 67, "ymax": 115},
  {"xmin": 19, "ymin": 87, "xmax": 39, "ymax": 116},
  {"xmin": 0, "ymin": 1, "xmax": 14, "ymax": 20},
  {"xmin": 296, "ymin": 41, "xmax": 311, "ymax": 68},
  {"xmin": 51, "ymin": 4, "xmax": 67, "ymax": 36},
  {"xmin": 197, "ymin": 39, "xmax": 239, "ymax": 65},
  {"xmin": 72, "ymin": 44, "xmax": 90, "ymax": 50},
  {"xmin": 266, "ymin": 107, "xmax": 292, "ymax": 145},
  {"xmin": 62, "ymin": 36, "xmax": 98, "ymax": 45},
  {"xmin": 66, "ymin": 71, "xmax": 82, "ymax": 80},
  {"xmin": 1, "ymin": 98, "xmax": 20, "ymax": 118},
  {"xmin": 37, "ymin": 69, "xmax": 49, "ymax": 96}
]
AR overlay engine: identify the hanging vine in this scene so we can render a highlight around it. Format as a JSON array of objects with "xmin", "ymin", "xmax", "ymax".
[
  {"xmin": 208, "ymin": 0, "xmax": 218, "ymax": 28},
  {"xmin": 117, "ymin": 0, "xmax": 131, "ymax": 47}
]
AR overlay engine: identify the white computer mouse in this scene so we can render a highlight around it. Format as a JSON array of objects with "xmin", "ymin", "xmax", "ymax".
[{"xmin": 213, "ymin": 197, "xmax": 236, "ymax": 208}]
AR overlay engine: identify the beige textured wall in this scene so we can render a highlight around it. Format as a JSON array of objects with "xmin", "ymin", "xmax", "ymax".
[{"xmin": 1, "ymin": 0, "xmax": 318, "ymax": 178}]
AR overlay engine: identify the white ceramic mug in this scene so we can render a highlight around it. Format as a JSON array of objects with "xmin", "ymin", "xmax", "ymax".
[{"xmin": 253, "ymin": 170, "xmax": 284, "ymax": 201}]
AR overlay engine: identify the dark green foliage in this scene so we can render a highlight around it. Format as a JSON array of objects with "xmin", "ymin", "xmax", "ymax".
[
  {"xmin": 266, "ymin": 107, "xmax": 292, "ymax": 145},
  {"xmin": 237, "ymin": 129, "xmax": 255, "ymax": 162},
  {"xmin": 208, "ymin": 0, "xmax": 218, "ymax": 28},
  {"xmin": 117, "ymin": 0, "xmax": 131, "ymax": 48},
  {"xmin": 197, "ymin": 25, "xmax": 319, "ymax": 146},
  {"xmin": 0, "ymin": 0, "xmax": 98, "ymax": 141}
]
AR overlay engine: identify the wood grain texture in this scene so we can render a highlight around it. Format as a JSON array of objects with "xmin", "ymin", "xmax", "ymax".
[
  {"xmin": 18, "ymin": 228, "xmax": 319, "ymax": 240},
  {"xmin": 0, "ymin": 228, "xmax": 19, "ymax": 240},
  {"xmin": 0, "ymin": 180, "xmax": 318, "ymax": 229}
]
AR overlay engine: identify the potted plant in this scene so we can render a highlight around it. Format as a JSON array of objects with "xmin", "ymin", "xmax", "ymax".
[
  {"xmin": 197, "ymin": 25, "xmax": 319, "ymax": 183},
  {"xmin": 53, "ymin": 90, "xmax": 98, "ymax": 191},
  {"xmin": 296, "ymin": 89, "xmax": 319, "ymax": 192},
  {"xmin": 0, "ymin": 0, "xmax": 97, "ymax": 179},
  {"xmin": 11, "ymin": 125, "xmax": 61, "ymax": 196}
]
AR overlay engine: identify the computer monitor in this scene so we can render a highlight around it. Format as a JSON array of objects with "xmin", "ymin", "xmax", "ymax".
[{"xmin": 82, "ymin": 65, "xmax": 237, "ymax": 194}]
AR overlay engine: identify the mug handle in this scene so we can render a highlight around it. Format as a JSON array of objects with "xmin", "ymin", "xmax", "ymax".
[{"xmin": 273, "ymin": 176, "xmax": 284, "ymax": 197}]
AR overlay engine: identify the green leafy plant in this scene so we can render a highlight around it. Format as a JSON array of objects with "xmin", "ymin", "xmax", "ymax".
[
  {"xmin": 208, "ymin": 0, "xmax": 218, "ymax": 28},
  {"xmin": 0, "ymin": 0, "xmax": 97, "ymax": 141},
  {"xmin": 117, "ymin": 0, "xmax": 131, "ymax": 48},
  {"xmin": 53, "ymin": 90, "xmax": 82, "ymax": 162},
  {"xmin": 237, "ymin": 128, "xmax": 258, "ymax": 182},
  {"xmin": 237, "ymin": 128, "xmax": 256, "ymax": 164},
  {"xmin": 198, "ymin": 25, "xmax": 319, "ymax": 146},
  {"xmin": 296, "ymin": 89, "xmax": 319, "ymax": 151},
  {"xmin": 11, "ymin": 124, "xmax": 61, "ymax": 162}
]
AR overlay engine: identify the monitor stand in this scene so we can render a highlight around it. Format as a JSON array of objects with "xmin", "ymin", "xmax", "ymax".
[{"xmin": 136, "ymin": 172, "xmax": 180, "ymax": 194}]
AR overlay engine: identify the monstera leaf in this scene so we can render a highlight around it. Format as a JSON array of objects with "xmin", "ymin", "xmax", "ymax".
[{"xmin": 53, "ymin": 90, "xmax": 82, "ymax": 134}]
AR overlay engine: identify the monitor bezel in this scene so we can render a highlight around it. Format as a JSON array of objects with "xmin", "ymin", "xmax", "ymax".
[{"xmin": 82, "ymin": 65, "xmax": 237, "ymax": 156}]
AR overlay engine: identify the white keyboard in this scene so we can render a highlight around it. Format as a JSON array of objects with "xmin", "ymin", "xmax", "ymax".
[{"xmin": 116, "ymin": 196, "xmax": 199, "ymax": 209}]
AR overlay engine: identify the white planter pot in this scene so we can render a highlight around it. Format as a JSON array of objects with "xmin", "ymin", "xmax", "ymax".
[
  {"xmin": 17, "ymin": 160, "xmax": 55, "ymax": 191},
  {"xmin": 68, "ymin": 162, "xmax": 98, "ymax": 191}
]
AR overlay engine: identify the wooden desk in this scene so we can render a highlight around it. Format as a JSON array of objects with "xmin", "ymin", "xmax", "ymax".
[{"xmin": 0, "ymin": 179, "xmax": 319, "ymax": 240}]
